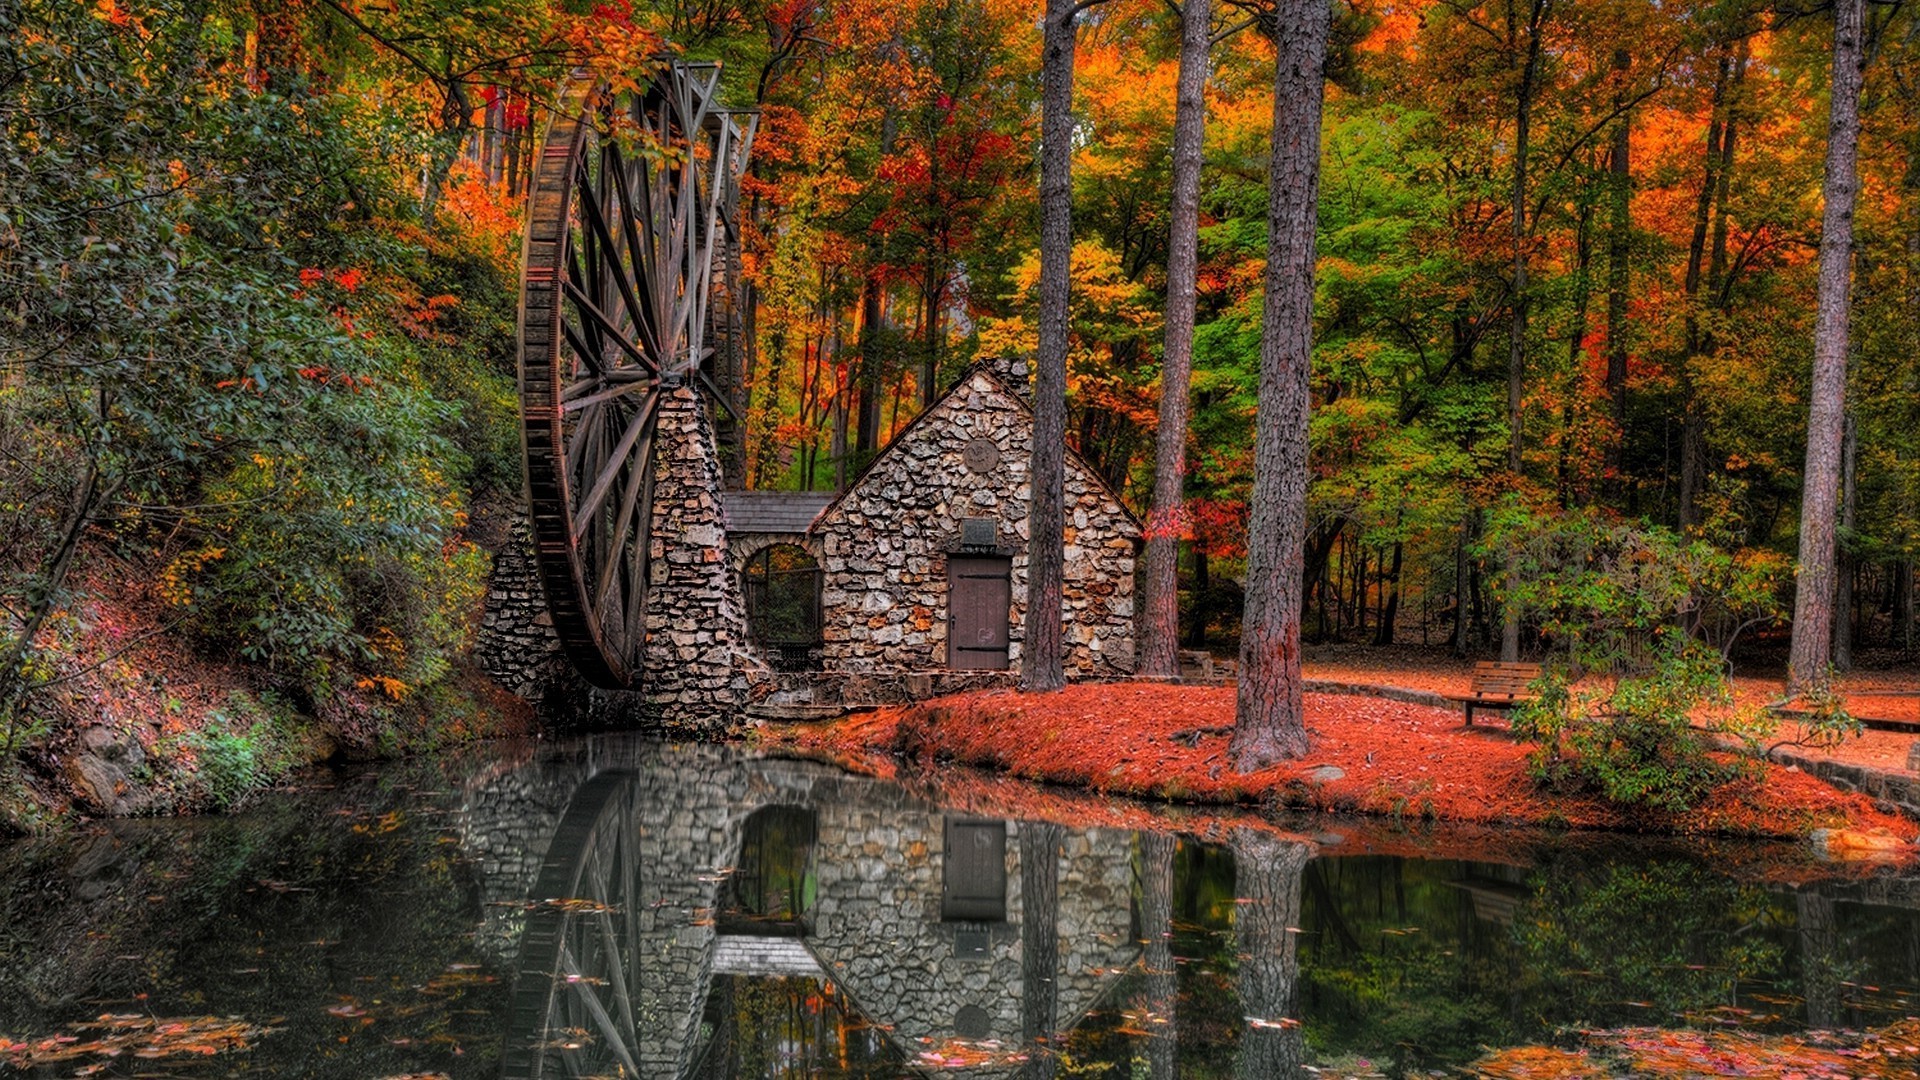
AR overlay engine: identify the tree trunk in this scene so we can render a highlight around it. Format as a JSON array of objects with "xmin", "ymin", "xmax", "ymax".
[
  {"xmin": 1898, "ymin": 559, "xmax": 1914, "ymax": 654},
  {"xmin": 0, "ymin": 460, "xmax": 110, "ymax": 730},
  {"xmin": 1232, "ymin": 831, "xmax": 1311, "ymax": 1080},
  {"xmin": 1834, "ymin": 412, "xmax": 1858, "ymax": 670},
  {"xmin": 1023, "ymin": 0, "xmax": 1077, "ymax": 693},
  {"xmin": 1562, "ymin": 189, "xmax": 1593, "ymax": 507},
  {"xmin": 1789, "ymin": 0, "xmax": 1866, "ymax": 694},
  {"xmin": 1140, "ymin": 832, "xmax": 1177, "ymax": 1079},
  {"xmin": 1374, "ymin": 539, "xmax": 1402, "ymax": 646},
  {"xmin": 1139, "ymin": 0, "xmax": 1212, "ymax": 679},
  {"xmin": 1679, "ymin": 48, "xmax": 1742, "ymax": 532},
  {"xmin": 1604, "ymin": 48, "xmax": 1632, "ymax": 491},
  {"xmin": 1231, "ymin": 0, "xmax": 1327, "ymax": 772},
  {"xmin": 1185, "ymin": 547, "xmax": 1210, "ymax": 649},
  {"xmin": 1501, "ymin": 1, "xmax": 1549, "ymax": 666},
  {"xmin": 856, "ymin": 271, "xmax": 884, "ymax": 461},
  {"xmin": 1021, "ymin": 821, "xmax": 1063, "ymax": 1079},
  {"xmin": 1507, "ymin": 0, "xmax": 1549, "ymax": 478},
  {"xmin": 1454, "ymin": 511, "xmax": 1474, "ymax": 656}
]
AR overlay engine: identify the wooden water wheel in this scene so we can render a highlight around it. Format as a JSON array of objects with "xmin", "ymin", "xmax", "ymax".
[
  {"xmin": 499, "ymin": 771, "xmax": 646, "ymax": 1077},
  {"xmin": 519, "ymin": 63, "xmax": 754, "ymax": 689}
]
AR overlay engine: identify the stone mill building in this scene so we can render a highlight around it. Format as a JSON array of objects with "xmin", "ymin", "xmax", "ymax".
[
  {"xmin": 725, "ymin": 360, "xmax": 1144, "ymax": 697},
  {"xmin": 480, "ymin": 358, "xmax": 1144, "ymax": 714}
]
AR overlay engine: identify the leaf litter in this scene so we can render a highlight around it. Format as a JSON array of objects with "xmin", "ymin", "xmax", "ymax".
[{"xmin": 0, "ymin": 1013, "xmax": 274, "ymax": 1070}]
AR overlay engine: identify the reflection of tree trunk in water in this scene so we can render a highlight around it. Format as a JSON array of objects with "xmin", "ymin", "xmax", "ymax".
[
  {"xmin": 1234, "ymin": 830, "xmax": 1312, "ymax": 1079},
  {"xmin": 1023, "ymin": 822, "xmax": 1063, "ymax": 1080},
  {"xmin": 1139, "ymin": 832, "xmax": 1177, "ymax": 1079},
  {"xmin": 1799, "ymin": 890, "xmax": 1841, "ymax": 1029}
]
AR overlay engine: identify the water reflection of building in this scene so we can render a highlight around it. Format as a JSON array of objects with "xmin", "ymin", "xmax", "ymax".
[{"xmin": 468, "ymin": 739, "xmax": 1143, "ymax": 1079}]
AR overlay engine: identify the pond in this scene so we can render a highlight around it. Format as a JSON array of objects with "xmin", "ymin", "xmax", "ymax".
[{"xmin": 2, "ymin": 734, "xmax": 1919, "ymax": 1078}]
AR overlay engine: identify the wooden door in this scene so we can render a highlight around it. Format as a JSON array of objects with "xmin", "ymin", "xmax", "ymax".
[
  {"xmin": 947, "ymin": 556, "xmax": 1011, "ymax": 669},
  {"xmin": 941, "ymin": 816, "xmax": 1007, "ymax": 921}
]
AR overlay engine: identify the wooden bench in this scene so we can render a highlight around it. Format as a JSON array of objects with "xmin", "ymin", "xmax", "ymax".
[{"xmin": 1442, "ymin": 661, "xmax": 1541, "ymax": 725}]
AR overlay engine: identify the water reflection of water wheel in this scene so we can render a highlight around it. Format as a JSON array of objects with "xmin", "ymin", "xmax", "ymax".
[{"xmin": 500, "ymin": 772, "xmax": 645, "ymax": 1078}]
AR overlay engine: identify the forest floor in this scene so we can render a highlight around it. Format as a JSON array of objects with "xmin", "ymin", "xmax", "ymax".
[{"xmin": 770, "ymin": 645, "xmax": 1920, "ymax": 843}]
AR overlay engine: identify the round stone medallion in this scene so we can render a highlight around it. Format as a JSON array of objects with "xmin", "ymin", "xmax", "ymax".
[{"xmin": 961, "ymin": 437, "xmax": 1000, "ymax": 474}]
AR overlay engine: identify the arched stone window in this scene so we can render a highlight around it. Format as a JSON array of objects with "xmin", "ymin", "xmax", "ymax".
[
  {"xmin": 720, "ymin": 805, "xmax": 816, "ymax": 933},
  {"xmin": 742, "ymin": 543, "xmax": 822, "ymax": 669}
]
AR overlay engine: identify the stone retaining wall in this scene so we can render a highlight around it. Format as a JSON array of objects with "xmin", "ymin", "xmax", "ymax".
[
  {"xmin": 473, "ymin": 514, "xmax": 571, "ymax": 705},
  {"xmin": 1771, "ymin": 750, "xmax": 1920, "ymax": 821}
]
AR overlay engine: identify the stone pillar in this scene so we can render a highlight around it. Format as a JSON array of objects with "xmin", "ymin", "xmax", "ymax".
[{"xmin": 642, "ymin": 382, "xmax": 749, "ymax": 734}]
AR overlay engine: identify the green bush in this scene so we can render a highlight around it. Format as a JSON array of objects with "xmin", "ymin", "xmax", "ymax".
[
  {"xmin": 1514, "ymin": 643, "xmax": 1742, "ymax": 812},
  {"xmin": 169, "ymin": 692, "xmax": 312, "ymax": 811},
  {"xmin": 1485, "ymin": 503, "xmax": 1790, "ymax": 811}
]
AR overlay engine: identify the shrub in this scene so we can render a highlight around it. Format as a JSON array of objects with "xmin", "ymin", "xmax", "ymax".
[
  {"xmin": 1514, "ymin": 642, "xmax": 1743, "ymax": 812},
  {"xmin": 1485, "ymin": 502, "xmax": 1791, "ymax": 811}
]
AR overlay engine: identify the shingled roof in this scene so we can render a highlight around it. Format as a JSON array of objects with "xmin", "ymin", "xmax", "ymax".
[{"xmin": 722, "ymin": 490, "xmax": 836, "ymax": 535}]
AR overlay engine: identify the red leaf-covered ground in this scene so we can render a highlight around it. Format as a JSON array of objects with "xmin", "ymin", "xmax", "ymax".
[{"xmin": 776, "ymin": 681, "xmax": 1915, "ymax": 841}]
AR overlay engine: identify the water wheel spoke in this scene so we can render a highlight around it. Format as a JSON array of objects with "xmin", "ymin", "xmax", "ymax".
[
  {"xmin": 594, "ymin": 406, "xmax": 658, "ymax": 613},
  {"xmin": 572, "ymin": 392, "xmax": 657, "ymax": 541},
  {"xmin": 576, "ymin": 164, "xmax": 652, "ymax": 366},
  {"xmin": 556, "ymin": 943, "xmax": 640, "ymax": 1077},
  {"xmin": 564, "ymin": 247, "xmax": 608, "ymax": 377},
  {"xmin": 562, "ymin": 377, "xmax": 652, "ymax": 415},
  {"xmin": 565, "ymin": 399, "xmax": 608, "ymax": 490},
  {"xmin": 563, "ymin": 278, "xmax": 655, "ymax": 373},
  {"xmin": 564, "ymin": 366, "xmax": 651, "ymax": 398},
  {"xmin": 607, "ymin": 144, "xmax": 663, "ymax": 360}
]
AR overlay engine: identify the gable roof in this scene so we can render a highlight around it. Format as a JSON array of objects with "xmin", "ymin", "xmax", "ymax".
[
  {"xmin": 722, "ymin": 490, "xmax": 836, "ymax": 534},
  {"xmin": 807, "ymin": 359, "xmax": 1144, "ymax": 536}
]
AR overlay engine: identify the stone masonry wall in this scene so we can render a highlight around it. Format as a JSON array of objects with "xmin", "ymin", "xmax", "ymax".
[
  {"xmin": 812, "ymin": 366, "xmax": 1140, "ymax": 676},
  {"xmin": 644, "ymin": 384, "xmax": 752, "ymax": 733},
  {"xmin": 473, "ymin": 514, "xmax": 570, "ymax": 704}
]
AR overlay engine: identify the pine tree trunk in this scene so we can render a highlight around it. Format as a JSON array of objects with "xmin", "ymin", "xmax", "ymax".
[
  {"xmin": 1898, "ymin": 560, "xmax": 1915, "ymax": 654},
  {"xmin": 1231, "ymin": 0, "xmax": 1327, "ymax": 772},
  {"xmin": 1139, "ymin": 0, "xmax": 1212, "ymax": 680},
  {"xmin": 1454, "ymin": 511, "xmax": 1474, "ymax": 656},
  {"xmin": 1507, "ymin": 0, "xmax": 1548, "ymax": 478},
  {"xmin": 1232, "ymin": 831, "xmax": 1311, "ymax": 1080},
  {"xmin": 1834, "ymin": 413, "xmax": 1858, "ymax": 670},
  {"xmin": 1023, "ymin": 0, "xmax": 1076, "ymax": 693},
  {"xmin": 1679, "ymin": 48, "xmax": 1743, "ymax": 532},
  {"xmin": 856, "ymin": 271, "xmax": 883, "ymax": 460},
  {"xmin": 1789, "ymin": 0, "xmax": 1865, "ymax": 694},
  {"xmin": 1501, "ymin": 1, "xmax": 1549, "ymax": 665}
]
